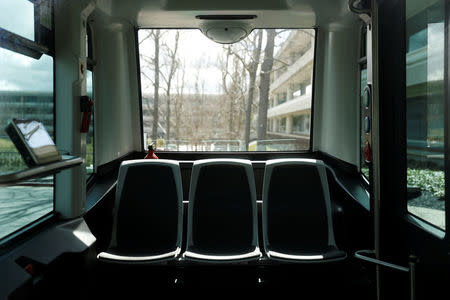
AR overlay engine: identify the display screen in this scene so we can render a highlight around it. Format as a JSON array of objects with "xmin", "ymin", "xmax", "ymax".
[{"xmin": 16, "ymin": 120, "xmax": 55, "ymax": 149}]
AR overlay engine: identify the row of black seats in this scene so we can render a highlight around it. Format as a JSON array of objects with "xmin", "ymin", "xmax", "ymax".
[{"xmin": 97, "ymin": 158, "xmax": 347, "ymax": 264}]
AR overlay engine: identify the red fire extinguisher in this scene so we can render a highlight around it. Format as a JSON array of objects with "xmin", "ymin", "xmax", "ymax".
[
  {"xmin": 144, "ymin": 143, "xmax": 158, "ymax": 159},
  {"xmin": 80, "ymin": 96, "xmax": 93, "ymax": 133}
]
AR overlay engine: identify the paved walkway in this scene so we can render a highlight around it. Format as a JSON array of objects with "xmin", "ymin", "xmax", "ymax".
[
  {"xmin": 407, "ymin": 205, "xmax": 445, "ymax": 230},
  {"xmin": 0, "ymin": 185, "xmax": 53, "ymax": 239},
  {"xmin": 408, "ymin": 191, "xmax": 445, "ymax": 230}
]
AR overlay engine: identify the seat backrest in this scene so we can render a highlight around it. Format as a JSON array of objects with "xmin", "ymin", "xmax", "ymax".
[
  {"xmin": 109, "ymin": 159, "xmax": 183, "ymax": 256},
  {"xmin": 186, "ymin": 159, "xmax": 258, "ymax": 255},
  {"xmin": 262, "ymin": 158, "xmax": 336, "ymax": 254}
]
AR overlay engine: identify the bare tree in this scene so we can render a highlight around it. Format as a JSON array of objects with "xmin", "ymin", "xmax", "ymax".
[
  {"xmin": 219, "ymin": 47, "xmax": 247, "ymax": 140},
  {"xmin": 160, "ymin": 32, "xmax": 180, "ymax": 141},
  {"xmin": 152, "ymin": 30, "xmax": 161, "ymax": 140},
  {"xmin": 138, "ymin": 32, "xmax": 154, "ymax": 135},
  {"xmin": 225, "ymin": 30, "xmax": 263, "ymax": 149},
  {"xmin": 174, "ymin": 61, "xmax": 185, "ymax": 150},
  {"xmin": 244, "ymin": 30, "xmax": 263, "ymax": 149},
  {"xmin": 257, "ymin": 29, "xmax": 276, "ymax": 141}
]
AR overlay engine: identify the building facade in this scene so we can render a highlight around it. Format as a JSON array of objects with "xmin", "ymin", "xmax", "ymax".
[
  {"xmin": 266, "ymin": 30, "xmax": 315, "ymax": 150},
  {"xmin": 0, "ymin": 91, "xmax": 54, "ymax": 138}
]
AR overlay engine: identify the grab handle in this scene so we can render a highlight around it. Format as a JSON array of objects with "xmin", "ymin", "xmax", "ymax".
[{"xmin": 354, "ymin": 249, "xmax": 409, "ymax": 272}]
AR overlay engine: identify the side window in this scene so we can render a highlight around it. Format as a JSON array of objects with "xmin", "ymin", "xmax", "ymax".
[
  {"xmin": 86, "ymin": 24, "xmax": 94, "ymax": 178},
  {"xmin": 406, "ymin": 0, "xmax": 445, "ymax": 230},
  {"xmin": 359, "ymin": 25, "xmax": 371, "ymax": 182},
  {"xmin": 0, "ymin": 1, "xmax": 55, "ymax": 240}
]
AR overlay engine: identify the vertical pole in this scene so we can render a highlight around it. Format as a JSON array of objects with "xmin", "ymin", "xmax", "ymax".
[{"xmin": 409, "ymin": 255, "xmax": 417, "ymax": 300}]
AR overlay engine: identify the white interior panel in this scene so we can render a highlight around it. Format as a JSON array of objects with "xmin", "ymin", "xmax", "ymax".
[
  {"xmin": 92, "ymin": 16, "xmax": 142, "ymax": 166},
  {"xmin": 313, "ymin": 23, "xmax": 359, "ymax": 165}
]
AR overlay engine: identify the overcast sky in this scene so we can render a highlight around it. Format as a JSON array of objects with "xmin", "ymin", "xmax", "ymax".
[
  {"xmin": 0, "ymin": 0, "xmax": 54, "ymax": 93},
  {"xmin": 139, "ymin": 29, "xmax": 247, "ymax": 95}
]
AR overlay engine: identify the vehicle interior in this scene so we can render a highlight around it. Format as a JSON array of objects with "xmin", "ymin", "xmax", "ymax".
[{"xmin": 1, "ymin": 0, "xmax": 449, "ymax": 299}]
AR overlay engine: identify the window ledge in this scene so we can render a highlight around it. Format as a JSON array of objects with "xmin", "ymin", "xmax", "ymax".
[{"xmin": 406, "ymin": 214, "xmax": 445, "ymax": 239}]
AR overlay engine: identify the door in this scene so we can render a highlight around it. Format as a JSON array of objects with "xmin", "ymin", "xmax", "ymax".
[{"xmin": 375, "ymin": 0, "xmax": 450, "ymax": 299}]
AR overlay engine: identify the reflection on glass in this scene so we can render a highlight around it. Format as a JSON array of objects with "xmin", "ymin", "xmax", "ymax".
[
  {"xmin": 360, "ymin": 67, "xmax": 369, "ymax": 179},
  {"xmin": 406, "ymin": 0, "xmax": 445, "ymax": 230},
  {"xmin": 138, "ymin": 29, "xmax": 315, "ymax": 151},
  {"xmin": 86, "ymin": 70, "xmax": 94, "ymax": 176},
  {"xmin": 17, "ymin": 120, "xmax": 54, "ymax": 148}
]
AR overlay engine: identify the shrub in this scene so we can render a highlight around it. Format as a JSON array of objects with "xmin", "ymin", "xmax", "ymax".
[{"xmin": 407, "ymin": 168, "xmax": 445, "ymax": 200}]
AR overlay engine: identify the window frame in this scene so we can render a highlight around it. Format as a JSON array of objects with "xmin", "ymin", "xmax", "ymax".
[
  {"xmin": 135, "ymin": 27, "xmax": 318, "ymax": 157},
  {"xmin": 0, "ymin": 0, "xmax": 56, "ymax": 244}
]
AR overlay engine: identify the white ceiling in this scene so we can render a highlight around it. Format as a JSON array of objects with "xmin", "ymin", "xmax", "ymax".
[{"xmin": 93, "ymin": 0, "xmax": 356, "ymax": 30}]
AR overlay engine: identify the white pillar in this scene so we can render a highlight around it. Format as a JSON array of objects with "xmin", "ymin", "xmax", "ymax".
[
  {"xmin": 54, "ymin": 0, "xmax": 95, "ymax": 218},
  {"xmin": 286, "ymin": 115, "xmax": 293, "ymax": 134}
]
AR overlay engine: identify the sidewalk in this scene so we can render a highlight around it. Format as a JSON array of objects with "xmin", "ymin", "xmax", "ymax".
[{"xmin": 0, "ymin": 185, "xmax": 52, "ymax": 239}]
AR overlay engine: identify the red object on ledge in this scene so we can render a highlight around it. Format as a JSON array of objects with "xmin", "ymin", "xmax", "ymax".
[
  {"xmin": 144, "ymin": 144, "xmax": 159, "ymax": 159},
  {"xmin": 364, "ymin": 141, "xmax": 372, "ymax": 163},
  {"xmin": 80, "ymin": 99, "xmax": 94, "ymax": 133}
]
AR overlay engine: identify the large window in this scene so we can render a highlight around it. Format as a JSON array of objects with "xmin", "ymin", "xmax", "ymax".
[
  {"xmin": 406, "ymin": 0, "xmax": 445, "ymax": 230},
  {"xmin": 86, "ymin": 24, "xmax": 94, "ymax": 177},
  {"xmin": 138, "ymin": 29, "xmax": 315, "ymax": 151},
  {"xmin": 0, "ymin": 1, "xmax": 54, "ymax": 240}
]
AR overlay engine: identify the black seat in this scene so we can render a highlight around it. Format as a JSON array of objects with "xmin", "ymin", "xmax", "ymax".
[
  {"xmin": 262, "ymin": 158, "xmax": 346, "ymax": 262},
  {"xmin": 97, "ymin": 159, "xmax": 183, "ymax": 263},
  {"xmin": 183, "ymin": 159, "xmax": 261, "ymax": 263}
]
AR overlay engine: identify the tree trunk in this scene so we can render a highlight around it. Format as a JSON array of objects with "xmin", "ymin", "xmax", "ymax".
[
  {"xmin": 175, "ymin": 68, "xmax": 185, "ymax": 151},
  {"xmin": 151, "ymin": 30, "xmax": 160, "ymax": 141},
  {"xmin": 166, "ymin": 90, "xmax": 171, "ymax": 141},
  {"xmin": 244, "ymin": 30, "xmax": 263, "ymax": 150},
  {"xmin": 228, "ymin": 97, "xmax": 233, "ymax": 138},
  {"xmin": 165, "ymin": 32, "xmax": 180, "ymax": 142},
  {"xmin": 257, "ymin": 29, "xmax": 276, "ymax": 142}
]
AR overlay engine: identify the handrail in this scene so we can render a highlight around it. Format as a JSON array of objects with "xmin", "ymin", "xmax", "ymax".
[
  {"xmin": 354, "ymin": 249, "xmax": 409, "ymax": 272},
  {"xmin": 0, "ymin": 155, "xmax": 82, "ymax": 186}
]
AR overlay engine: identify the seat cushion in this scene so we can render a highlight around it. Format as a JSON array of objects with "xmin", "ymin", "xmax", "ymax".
[
  {"xmin": 266, "ymin": 164, "xmax": 329, "ymax": 253},
  {"xmin": 190, "ymin": 164, "xmax": 255, "ymax": 255},
  {"xmin": 115, "ymin": 164, "xmax": 180, "ymax": 255}
]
